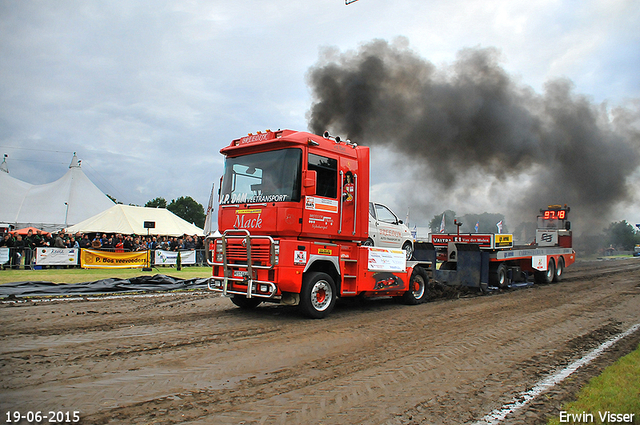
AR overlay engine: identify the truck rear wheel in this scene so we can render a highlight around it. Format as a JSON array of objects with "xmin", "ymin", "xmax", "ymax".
[
  {"xmin": 299, "ymin": 272, "xmax": 337, "ymax": 319},
  {"xmin": 534, "ymin": 258, "xmax": 556, "ymax": 284},
  {"xmin": 401, "ymin": 266, "xmax": 429, "ymax": 305},
  {"xmin": 553, "ymin": 257, "xmax": 564, "ymax": 282}
]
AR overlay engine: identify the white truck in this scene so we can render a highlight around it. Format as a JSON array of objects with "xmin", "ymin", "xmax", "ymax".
[{"xmin": 365, "ymin": 202, "xmax": 414, "ymax": 260}]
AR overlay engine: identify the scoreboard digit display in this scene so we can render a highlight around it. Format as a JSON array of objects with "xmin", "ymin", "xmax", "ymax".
[
  {"xmin": 543, "ymin": 209, "xmax": 566, "ymax": 220},
  {"xmin": 541, "ymin": 205, "xmax": 569, "ymax": 220}
]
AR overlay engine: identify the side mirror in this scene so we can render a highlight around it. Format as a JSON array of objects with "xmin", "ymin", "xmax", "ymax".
[
  {"xmin": 304, "ymin": 170, "xmax": 317, "ymax": 196},
  {"xmin": 565, "ymin": 221, "xmax": 571, "ymax": 231}
]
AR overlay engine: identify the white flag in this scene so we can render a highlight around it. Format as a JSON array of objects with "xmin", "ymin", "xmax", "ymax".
[
  {"xmin": 203, "ymin": 183, "xmax": 215, "ymax": 235},
  {"xmin": 496, "ymin": 220, "xmax": 503, "ymax": 234},
  {"xmin": 440, "ymin": 213, "xmax": 446, "ymax": 233}
]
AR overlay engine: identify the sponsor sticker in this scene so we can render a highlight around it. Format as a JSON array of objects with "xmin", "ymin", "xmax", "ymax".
[
  {"xmin": 305, "ymin": 196, "xmax": 339, "ymax": 213},
  {"xmin": 294, "ymin": 250, "xmax": 307, "ymax": 265}
]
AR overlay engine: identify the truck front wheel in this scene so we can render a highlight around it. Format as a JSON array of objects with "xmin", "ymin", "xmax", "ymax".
[
  {"xmin": 401, "ymin": 266, "xmax": 429, "ymax": 305},
  {"xmin": 299, "ymin": 272, "xmax": 337, "ymax": 319}
]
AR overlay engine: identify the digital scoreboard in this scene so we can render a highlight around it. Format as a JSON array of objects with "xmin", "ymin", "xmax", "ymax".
[{"xmin": 540, "ymin": 205, "xmax": 569, "ymax": 220}]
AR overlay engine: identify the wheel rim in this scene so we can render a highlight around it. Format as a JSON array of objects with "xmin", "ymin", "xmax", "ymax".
[
  {"xmin": 411, "ymin": 274, "xmax": 425, "ymax": 299},
  {"xmin": 311, "ymin": 280, "xmax": 333, "ymax": 311},
  {"xmin": 546, "ymin": 261, "xmax": 555, "ymax": 279},
  {"xmin": 403, "ymin": 243, "xmax": 413, "ymax": 260},
  {"xmin": 556, "ymin": 261, "xmax": 563, "ymax": 277},
  {"xmin": 498, "ymin": 270, "xmax": 505, "ymax": 286}
]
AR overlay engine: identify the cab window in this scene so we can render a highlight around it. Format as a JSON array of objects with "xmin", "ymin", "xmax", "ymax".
[
  {"xmin": 375, "ymin": 204, "xmax": 398, "ymax": 224},
  {"xmin": 308, "ymin": 153, "xmax": 337, "ymax": 198}
]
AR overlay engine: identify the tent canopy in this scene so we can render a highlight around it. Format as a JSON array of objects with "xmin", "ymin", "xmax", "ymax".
[
  {"xmin": 11, "ymin": 226, "xmax": 52, "ymax": 237},
  {"xmin": 65, "ymin": 205, "xmax": 204, "ymax": 237},
  {"xmin": 0, "ymin": 154, "xmax": 114, "ymax": 232}
]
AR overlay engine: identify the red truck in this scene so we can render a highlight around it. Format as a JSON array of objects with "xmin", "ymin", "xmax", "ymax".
[
  {"xmin": 206, "ymin": 130, "xmax": 575, "ymax": 318},
  {"xmin": 207, "ymin": 129, "xmax": 428, "ymax": 318}
]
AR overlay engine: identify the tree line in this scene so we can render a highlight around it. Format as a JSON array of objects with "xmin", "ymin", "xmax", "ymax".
[{"xmin": 107, "ymin": 194, "xmax": 206, "ymax": 228}]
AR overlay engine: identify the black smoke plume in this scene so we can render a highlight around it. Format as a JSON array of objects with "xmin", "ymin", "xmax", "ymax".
[{"xmin": 306, "ymin": 39, "xmax": 640, "ymax": 232}]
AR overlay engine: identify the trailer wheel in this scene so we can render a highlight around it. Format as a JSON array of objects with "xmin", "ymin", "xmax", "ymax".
[
  {"xmin": 401, "ymin": 266, "xmax": 429, "ymax": 305},
  {"xmin": 534, "ymin": 258, "xmax": 556, "ymax": 284},
  {"xmin": 299, "ymin": 272, "xmax": 337, "ymax": 319},
  {"xmin": 553, "ymin": 257, "xmax": 564, "ymax": 282},
  {"xmin": 490, "ymin": 264, "xmax": 508, "ymax": 288},
  {"xmin": 231, "ymin": 295, "xmax": 263, "ymax": 309},
  {"xmin": 402, "ymin": 241, "xmax": 414, "ymax": 260}
]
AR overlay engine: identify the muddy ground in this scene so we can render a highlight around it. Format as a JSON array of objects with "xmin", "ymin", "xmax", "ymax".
[{"xmin": 1, "ymin": 258, "xmax": 639, "ymax": 424}]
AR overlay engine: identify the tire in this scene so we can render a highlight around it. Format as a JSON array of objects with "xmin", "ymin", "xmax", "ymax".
[
  {"xmin": 553, "ymin": 257, "xmax": 564, "ymax": 282},
  {"xmin": 489, "ymin": 264, "xmax": 508, "ymax": 288},
  {"xmin": 402, "ymin": 241, "xmax": 414, "ymax": 261},
  {"xmin": 363, "ymin": 238, "xmax": 374, "ymax": 247},
  {"xmin": 230, "ymin": 295, "xmax": 262, "ymax": 309},
  {"xmin": 534, "ymin": 258, "xmax": 556, "ymax": 284},
  {"xmin": 299, "ymin": 272, "xmax": 337, "ymax": 319},
  {"xmin": 401, "ymin": 266, "xmax": 429, "ymax": 305}
]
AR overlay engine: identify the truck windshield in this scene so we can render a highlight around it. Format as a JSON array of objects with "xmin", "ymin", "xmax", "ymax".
[{"xmin": 220, "ymin": 148, "xmax": 302, "ymax": 205}]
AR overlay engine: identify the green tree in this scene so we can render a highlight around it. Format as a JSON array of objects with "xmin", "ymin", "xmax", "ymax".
[
  {"xmin": 429, "ymin": 210, "xmax": 457, "ymax": 233},
  {"xmin": 106, "ymin": 194, "xmax": 122, "ymax": 204},
  {"xmin": 167, "ymin": 196, "xmax": 205, "ymax": 228},
  {"xmin": 605, "ymin": 220, "xmax": 640, "ymax": 251},
  {"xmin": 145, "ymin": 197, "xmax": 167, "ymax": 208}
]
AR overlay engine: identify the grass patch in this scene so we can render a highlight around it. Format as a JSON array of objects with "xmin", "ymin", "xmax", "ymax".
[
  {"xmin": 0, "ymin": 266, "xmax": 212, "ymax": 285},
  {"xmin": 548, "ymin": 343, "xmax": 640, "ymax": 424}
]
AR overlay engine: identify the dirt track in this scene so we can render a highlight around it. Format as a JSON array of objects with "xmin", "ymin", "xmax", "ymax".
[{"xmin": 1, "ymin": 258, "xmax": 639, "ymax": 425}]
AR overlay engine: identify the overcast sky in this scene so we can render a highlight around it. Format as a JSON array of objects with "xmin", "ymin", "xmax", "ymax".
[{"xmin": 1, "ymin": 0, "xmax": 639, "ymax": 231}]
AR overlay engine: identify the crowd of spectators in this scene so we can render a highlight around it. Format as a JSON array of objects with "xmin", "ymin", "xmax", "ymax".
[{"xmin": 0, "ymin": 229, "xmax": 206, "ymax": 269}]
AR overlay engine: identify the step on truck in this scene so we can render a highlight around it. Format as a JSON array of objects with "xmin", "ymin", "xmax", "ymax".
[{"xmin": 206, "ymin": 130, "xmax": 575, "ymax": 318}]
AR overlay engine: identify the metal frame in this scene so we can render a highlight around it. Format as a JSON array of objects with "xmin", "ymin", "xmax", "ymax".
[{"xmin": 206, "ymin": 229, "xmax": 278, "ymax": 299}]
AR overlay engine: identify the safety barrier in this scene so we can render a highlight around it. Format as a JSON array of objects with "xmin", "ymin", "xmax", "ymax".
[{"xmin": 0, "ymin": 248, "xmax": 209, "ymax": 269}]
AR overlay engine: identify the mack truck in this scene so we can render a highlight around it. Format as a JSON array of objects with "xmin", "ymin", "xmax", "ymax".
[{"xmin": 206, "ymin": 130, "xmax": 575, "ymax": 318}]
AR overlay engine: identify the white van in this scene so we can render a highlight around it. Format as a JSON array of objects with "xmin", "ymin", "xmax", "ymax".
[{"xmin": 366, "ymin": 202, "xmax": 414, "ymax": 260}]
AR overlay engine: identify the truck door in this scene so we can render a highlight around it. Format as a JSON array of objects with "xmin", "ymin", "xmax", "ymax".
[
  {"xmin": 370, "ymin": 203, "xmax": 404, "ymax": 248},
  {"xmin": 302, "ymin": 153, "xmax": 340, "ymax": 239}
]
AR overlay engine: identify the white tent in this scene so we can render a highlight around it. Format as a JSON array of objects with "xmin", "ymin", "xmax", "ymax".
[
  {"xmin": 65, "ymin": 204, "xmax": 204, "ymax": 237},
  {"xmin": 0, "ymin": 154, "xmax": 114, "ymax": 232}
]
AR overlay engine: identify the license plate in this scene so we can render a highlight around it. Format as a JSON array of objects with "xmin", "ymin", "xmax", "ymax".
[{"xmin": 233, "ymin": 270, "xmax": 249, "ymax": 278}]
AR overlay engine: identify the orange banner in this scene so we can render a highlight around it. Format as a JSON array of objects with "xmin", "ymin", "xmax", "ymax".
[{"xmin": 81, "ymin": 249, "xmax": 149, "ymax": 269}]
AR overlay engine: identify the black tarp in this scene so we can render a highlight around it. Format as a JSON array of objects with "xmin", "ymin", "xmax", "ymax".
[{"xmin": 0, "ymin": 274, "xmax": 211, "ymax": 298}]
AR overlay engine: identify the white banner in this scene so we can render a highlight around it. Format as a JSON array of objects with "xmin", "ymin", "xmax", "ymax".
[
  {"xmin": 367, "ymin": 247, "xmax": 406, "ymax": 272},
  {"xmin": 154, "ymin": 250, "xmax": 196, "ymax": 265},
  {"xmin": 0, "ymin": 248, "xmax": 9, "ymax": 265},
  {"xmin": 532, "ymin": 255, "xmax": 548, "ymax": 271},
  {"xmin": 36, "ymin": 248, "xmax": 79, "ymax": 265}
]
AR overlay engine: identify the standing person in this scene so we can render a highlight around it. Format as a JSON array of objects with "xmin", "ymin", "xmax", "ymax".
[
  {"xmin": 91, "ymin": 235, "xmax": 102, "ymax": 249},
  {"xmin": 13, "ymin": 234, "xmax": 26, "ymax": 269},
  {"xmin": 79, "ymin": 234, "xmax": 91, "ymax": 249},
  {"xmin": 0, "ymin": 233, "xmax": 15, "ymax": 269},
  {"xmin": 194, "ymin": 235, "xmax": 204, "ymax": 265},
  {"xmin": 123, "ymin": 235, "xmax": 133, "ymax": 252},
  {"xmin": 54, "ymin": 232, "xmax": 65, "ymax": 248},
  {"xmin": 114, "ymin": 234, "xmax": 124, "ymax": 253},
  {"xmin": 24, "ymin": 229, "xmax": 36, "ymax": 268},
  {"xmin": 33, "ymin": 230, "xmax": 45, "ymax": 247}
]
